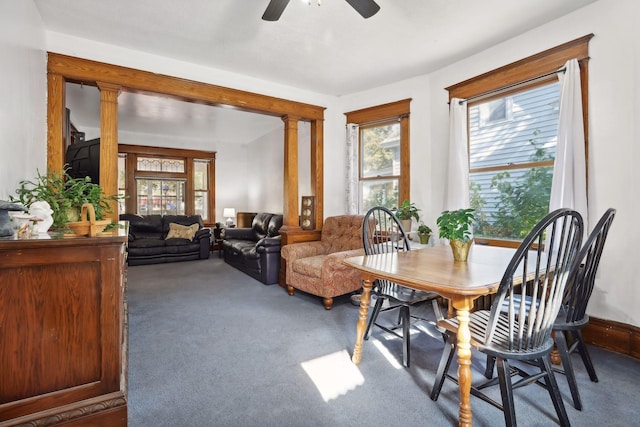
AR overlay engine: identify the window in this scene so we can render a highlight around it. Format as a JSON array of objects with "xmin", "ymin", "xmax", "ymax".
[
  {"xmin": 470, "ymin": 83, "xmax": 559, "ymax": 241},
  {"xmin": 118, "ymin": 145, "xmax": 216, "ymax": 223},
  {"xmin": 118, "ymin": 154, "xmax": 126, "ymax": 214},
  {"xmin": 447, "ymin": 35, "xmax": 592, "ymax": 247},
  {"xmin": 193, "ymin": 159, "xmax": 210, "ymax": 218},
  {"xmin": 359, "ymin": 121, "xmax": 401, "ymax": 212},
  {"xmin": 136, "ymin": 178, "xmax": 185, "ymax": 215},
  {"xmin": 345, "ymin": 99, "xmax": 411, "ymax": 213}
]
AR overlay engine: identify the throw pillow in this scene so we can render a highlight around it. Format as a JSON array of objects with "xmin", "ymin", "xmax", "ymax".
[{"xmin": 165, "ymin": 222, "xmax": 200, "ymax": 241}]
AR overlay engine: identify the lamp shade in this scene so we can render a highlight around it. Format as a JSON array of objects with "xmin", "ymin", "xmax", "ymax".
[{"xmin": 223, "ymin": 208, "xmax": 236, "ymax": 218}]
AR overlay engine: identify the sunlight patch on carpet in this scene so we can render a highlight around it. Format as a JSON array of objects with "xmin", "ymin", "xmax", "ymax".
[
  {"xmin": 371, "ymin": 337, "xmax": 404, "ymax": 370},
  {"xmin": 301, "ymin": 349, "xmax": 364, "ymax": 402}
]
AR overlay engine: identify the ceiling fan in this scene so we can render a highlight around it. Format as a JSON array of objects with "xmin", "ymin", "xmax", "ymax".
[{"xmin": 262, "ymin": 0, "xmax": 380, "ymax": 21}]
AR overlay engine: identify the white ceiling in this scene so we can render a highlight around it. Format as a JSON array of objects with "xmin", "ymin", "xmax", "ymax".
[{"xmin": 35, "ymin": 0, "xmax": 597, "ymax": 142}]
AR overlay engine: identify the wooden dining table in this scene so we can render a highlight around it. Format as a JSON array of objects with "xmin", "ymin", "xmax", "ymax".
[{"xmin": 344, "ymin": 244, "xmax": 521, "ymax": 427}]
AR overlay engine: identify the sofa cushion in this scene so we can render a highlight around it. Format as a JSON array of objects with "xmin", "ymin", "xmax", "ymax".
[
  {"xmin": 251, "ymin": 213, "xmax": 273, "ymax": 240},
  {"xmin": 128, "ymin": 238, "xmax": 166, "ymax": 249},
  {"xmin": 165, "ymin": 222, "xmax": 199, "ymax": 241},
  {"xmin": 121, "ymin": 214, "xmax": 163, "ymax": 240},
  {"xmin": 162, "ymin": 214, "xmax": 204, "ymax": 238},
  {"xmin": 267, "ymin": 214, "xmax": 283, "ymax": 237},
  {"xmin": 321, "ymin": 215, "xmax": 365, "ymax": 253}
]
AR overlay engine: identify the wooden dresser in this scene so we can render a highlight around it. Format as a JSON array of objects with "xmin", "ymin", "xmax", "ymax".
[{"xmin": 0, "ymin": 232, "xmax": 128, "ymax": 426}]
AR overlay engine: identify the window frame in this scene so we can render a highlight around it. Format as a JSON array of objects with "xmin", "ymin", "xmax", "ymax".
[
  {"xmin": 118, "ymin": 144, "xmax": 216, "ymax": 224},
  {"xmin": 345, "ymin": 99, "xmax": 411, "ymax": 213},
  {"xmin": 447, "ymin": 34, "xmax": 592, "ymax": 248}
]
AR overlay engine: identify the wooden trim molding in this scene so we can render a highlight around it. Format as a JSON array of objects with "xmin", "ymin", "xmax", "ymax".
[
  {"xmin": 446, "ymin": 34, "xmax": 593, "ymax": 100},
  {"xmin": 583, "ymin": 317, "xmax": 640, "ymax": 359},
  {"xmin": 46, "ymin": 53, "xmax": 325, "ymax": 233}
]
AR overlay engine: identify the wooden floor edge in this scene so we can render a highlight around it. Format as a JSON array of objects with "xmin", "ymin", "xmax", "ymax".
[{"xmin": 583, "ymin": 316, "xmax": 640, "ymax": 359}]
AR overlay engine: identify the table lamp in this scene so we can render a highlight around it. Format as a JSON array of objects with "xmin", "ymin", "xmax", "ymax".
[{"xmin": 223, "ymin": 208, "xmax": 236, "ymax": 227}]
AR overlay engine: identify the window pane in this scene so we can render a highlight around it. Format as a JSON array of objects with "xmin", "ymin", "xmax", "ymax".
[
  {"xmin": 359, "ymin": 179, "xmax": 398, "ymax": 214},
  {"xmin": 194, "ymin": 191, "xmax": 208, "ymax": 218},
  {"xmin": 469, "ymin": 82, "xmax": 559, "ymax": 242},
  {"xmin": 136, "ymin": 179, "xmax": 185, "ymax": 215},
  {"xmin": 360, "ymin": 123, "xmax": 400, "ymax": 178},
  {"xmin": 193, "ymin": 160, "xmax": 208, "ymax": 190},
  {"xmin": 469, "ymin": 83, "xmax": 559, "ymax": 170},
  {"xmin": 117, "ymin": 154, "xmax": 126, "ymax": 214},
  {"xmin": 137, "ymin": 157, "xmax": 185, "ymax": 173}
]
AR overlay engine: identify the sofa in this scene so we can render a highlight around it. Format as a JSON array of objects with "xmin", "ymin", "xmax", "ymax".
[
  {"xmin": 119, "ymin": 214, "xmax": 211, "ymax": 266},
  {"xmin": 280, "ymin": 215, "xmax": 366, "ymax": 310},
  {"xmin": 221, "ymin": 212, "xmax": 283, "ymax": 284}
]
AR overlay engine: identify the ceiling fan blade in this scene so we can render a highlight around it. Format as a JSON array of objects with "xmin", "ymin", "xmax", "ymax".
[
  {"xmin": 262, "ymin": 0, "xmax": 291, "ymax": 21},
  {"xmin": 345, "ymin": 0, "xmax": 380, "ymax": 19}
]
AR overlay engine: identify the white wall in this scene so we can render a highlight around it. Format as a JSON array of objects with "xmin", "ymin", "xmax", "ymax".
[
  {"xmin": 0, "ymin": 2, "xmax": 47, "ymax": 200},
  {"xmin": 339, "ymin": 0, "xmax": 640, "ymax": 326},
  {"xmin": 245, "ymin": 128, "xmax": 284, "ymax": 215}
]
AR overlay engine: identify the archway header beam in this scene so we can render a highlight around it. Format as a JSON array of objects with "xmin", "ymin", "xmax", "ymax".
[{"xmin": 47, "ymin": 52, "xmax": 326, "ymax": 121}]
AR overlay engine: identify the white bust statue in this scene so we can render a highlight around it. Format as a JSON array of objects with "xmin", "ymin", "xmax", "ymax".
[{"xmin": 29, "ymin": 201, "xmax": 54, "ymax": 233}]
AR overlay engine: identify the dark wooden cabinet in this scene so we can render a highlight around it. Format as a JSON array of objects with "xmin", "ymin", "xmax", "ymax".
[{"xmin": 0, "ymin": 233, "xmax": 128, "ymax": 426}]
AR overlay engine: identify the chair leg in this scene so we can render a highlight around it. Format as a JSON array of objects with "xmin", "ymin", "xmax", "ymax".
[
  {"xmin": 364, "ymin": 297, "xmax": 385, "ymax": 340},
  {"xmin": 484, "ymin": 355, "xmax": 496, "ymax": 379},
  {"xmin": 555, "ymin": 330, "xmax": 582, "ymax": 411},
  {"xmin": 430, "ymin": 333, "xmax": 456, "ymax": 401},
  {"xmin": 496, "ymin": 358, "xmax": 517, "ymax": 427},
  {"xmin": 573, "ymin": 330, "xmax": 598, "ymax": 382},
  {"xmin": 540, "ymin": 357, "xmax": 571, "ymax": 427},
  {"xmin": 322, "ymin": 297, "xmax": 333, "ymax": 310},
  {"xmin": 400, "ymin": 305, "xmax": 410, "ymax": 368}
]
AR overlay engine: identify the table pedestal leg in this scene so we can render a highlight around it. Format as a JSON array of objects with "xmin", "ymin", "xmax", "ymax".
[
  {"xmin": 453, "ymin": 296, "xmax": 474, "ymax": 427},
  {"xmin": 352, "ymin": 277, "xmax": 372, "ymax": 365}
]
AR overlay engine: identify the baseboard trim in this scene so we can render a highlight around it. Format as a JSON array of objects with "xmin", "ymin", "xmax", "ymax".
[{"xmin": 583, "ymin": 316, "xmax": 640, "ymax": 359}]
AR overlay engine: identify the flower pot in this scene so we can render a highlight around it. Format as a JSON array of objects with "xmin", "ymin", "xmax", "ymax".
[
  {"xmin": 450, "ymin": 239, "xmax": 472, "ymax": 262},
  {"xmin": 419, "ymin": 234, "xmax": 430, "ymax": 245},
  {"xmin": 400, "ymin": 219, "xmax": 412, "ymax": 234}
]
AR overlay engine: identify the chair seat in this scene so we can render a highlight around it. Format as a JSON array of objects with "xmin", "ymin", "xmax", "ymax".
[
  {"xmin": 438, "ymin": 311, "xmax": 554, "ymax": 359},
  {"xmin": 291, "ymin": 255, "xmax": 326, "ymax": 279}
]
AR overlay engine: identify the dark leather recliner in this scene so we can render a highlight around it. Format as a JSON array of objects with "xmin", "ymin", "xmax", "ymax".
[
  {"xmin": 221, "ymin": 212, "xmax": 283, "ymax": 285},
  {"xmin": 120, "ymin": 214, "xmax": 211, "ymax": 266}
]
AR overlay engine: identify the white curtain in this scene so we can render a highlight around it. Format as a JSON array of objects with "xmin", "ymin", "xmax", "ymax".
[
  {"xmin": 345, "ymin": 123, "xmax": 359, "ymax": 214},
  {"xmin": 445, "ymin": 98, "xmax": 470, "ymax": 210},
  {"xmin": 549, "ymin": 59, "xmax": 589, "ymax": 232}
]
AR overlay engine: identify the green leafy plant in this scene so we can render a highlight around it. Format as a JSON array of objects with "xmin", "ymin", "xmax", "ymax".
[
  {"xmin": 391, "ymin": 200, "xmax": 420, "ymax": 221},
  {"xmin": 11, "ymin": 167, "xmax": 119, "ymax": 229},
  {"xmin": 437, "ymin": 208, "xmax": 476, "ymax": 243},
  {"xmin": 417, "ymin": 223, "xmax": 432, "ymax": 236}
]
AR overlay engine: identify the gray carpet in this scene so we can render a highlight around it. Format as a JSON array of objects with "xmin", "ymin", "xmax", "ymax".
[{"xmin": 127, "ymin": 257, "xmax": 640, "ymax": 427}]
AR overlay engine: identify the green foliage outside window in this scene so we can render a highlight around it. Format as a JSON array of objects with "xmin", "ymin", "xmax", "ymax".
[
  {"xmin": 472, "ymin": 131, "xmax": 554, "ymax": 240},
  {"xmin": 360, "ymin": 123, "xmax": 400, "ymax": 211}
]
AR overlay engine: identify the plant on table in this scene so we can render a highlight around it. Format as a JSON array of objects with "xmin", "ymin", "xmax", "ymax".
[{"xmin": 437, "ymin": 208, "xmax": 476, "ymax": 261}]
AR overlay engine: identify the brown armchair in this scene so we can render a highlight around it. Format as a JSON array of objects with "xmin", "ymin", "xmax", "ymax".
[{"xmin": 281, "ymin": 215, "xmax": 366, "ymax": 310}]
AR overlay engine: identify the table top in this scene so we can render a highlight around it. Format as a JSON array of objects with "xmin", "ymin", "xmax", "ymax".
[{"xmin": 344, "ymin": 244, "xmax": 519, "ymax": 298}]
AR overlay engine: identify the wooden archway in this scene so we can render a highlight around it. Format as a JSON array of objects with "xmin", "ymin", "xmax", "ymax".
[{"xmin": 46, "ymin": 52, "xmax": 325, "ymax": 236}]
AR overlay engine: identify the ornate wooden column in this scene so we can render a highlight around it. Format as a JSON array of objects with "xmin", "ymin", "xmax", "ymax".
[
  {"xmin": 97, "ymin": 82, "xmax": 121, "ymax": 220},
  {"xmin": 310, "ymin": 119, "xmax": 324, "ymax": 229},
  {"xmin": 282, "ymin": 115, "xmax": 300, "ymax": 229},
  {"xmin": 46, "ymin": 72, "xmax": 65, "ymax": 173}
]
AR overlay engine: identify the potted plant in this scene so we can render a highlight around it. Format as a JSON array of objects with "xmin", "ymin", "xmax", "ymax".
[
  {"xmin": 392, "ymin": 200, "xmax": 420, "ymax": 233},
  {"xmin": 10, "ymin": 168, "xmax": 119, "ymax": 230},
  {"xmin": 417, "ymin": 222, "xmax": 432, "ymax": 245},
  {"xmin": 436, "ymin": 208, "xmax": 476, "ymax": 262}
]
